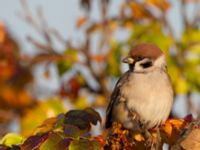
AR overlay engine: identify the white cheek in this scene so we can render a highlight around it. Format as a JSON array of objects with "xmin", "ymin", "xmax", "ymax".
[
  {"xmin": 134, "ymin": 58, "xmax": 150, "ymax": 72},
  {"xmin": 134, "ymin": 62, "xmax": 144, "ymax": 72},
  {"xmin": 154, "ymin": 55, "xmax": 166, "ymax": 67}
]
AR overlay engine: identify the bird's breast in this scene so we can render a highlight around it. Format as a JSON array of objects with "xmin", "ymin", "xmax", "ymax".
[{"xmin": 121, "ymin": 70, "xmax": 173, "ymax": 128}]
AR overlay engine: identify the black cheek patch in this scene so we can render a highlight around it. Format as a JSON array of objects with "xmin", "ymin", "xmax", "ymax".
[{"xmin": 140, "ymin": 61, "xmax": 152, "ymax": 68}]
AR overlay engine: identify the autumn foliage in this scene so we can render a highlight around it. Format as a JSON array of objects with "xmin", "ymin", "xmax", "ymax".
[{"xmin": 0, "ymin": 0, "xmax": 200, "ymax": 149}]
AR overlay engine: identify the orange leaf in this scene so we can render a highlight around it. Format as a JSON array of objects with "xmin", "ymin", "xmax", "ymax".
[
  {"xmin": 146, "ymin": 0, "xmax": 170, "ymax": 11},
  {"xmin": 89, "ymin": 54, "xmax": 108, "ymax": 62},
  {"xmin": 76, "ymin": 16, "xmax": 88, "ymax": 28},
  {"xmin": 130, "ymin": 2, "xmax": 147, "ymax": 19},
  {"xmin": 161, "ymin": 118, "xmax": 186, "ymax": 144},
  {"xmin": 162, "ymin": 119, "xmax": 185, "ymax": 136},
  {"xmin": 0, "ymin": 21, "xmax": 6, "ymax": 43},
  {"xmin": 1, "ymin": 87, "xmax": 32, "ymax": 109}
]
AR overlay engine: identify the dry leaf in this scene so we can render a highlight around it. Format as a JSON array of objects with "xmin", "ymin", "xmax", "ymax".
[{"xmin": 181, "ymin": 129, "xmax": 200, "ymax": 150}]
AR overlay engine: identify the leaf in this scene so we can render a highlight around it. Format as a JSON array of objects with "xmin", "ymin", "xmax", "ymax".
[
  {"xmin": 69, "ymin": 138, "xmax": 101, "ymax": 150},
  {"xmin": 184, "ymin": 114, "xmax": 193, "ymax": 122},
  {"xmin": 0, "ymin": 133, "xmax": 25, "ymax": 147},
  {"xmin": 92, "ymin": 95, "xmax": 107, "ymax": 107},
  {"xmin": 57, "ymin": 60, "xmax": 72, "ymax": 76},
  {"xmin": 59, "ymin": 74, "xmax": 84, "ymax": 99},
  {"xmin": 106, "ymin": 41, "xmax": 122, "ymax": 77},
  {"xmin": 33, "ymin": 117, "xmax": 57, "ymax": 135},
  {"xmin": 189, "ymin": 44, "xmax": 200, "ymax": 54},
  {"xmin": 182, "ymin": 28, "xmax": 200, "ymax": 47},
  {"xmin": 94, "ymin": 135, "xmax": 106, "ymax": 148},
  {"xmin": 0, "ymin": 61, "xmax": 15, "ymax": 81},
  {"xmin": 129, "ymin": 2, "xmax": 150, "ymax": 19},
  {"xmin": 20, "ymin": 133, "xmax": 49, "ymax": 150},
  {"xmin": 86, "ymin": 23, "xmax": 102, "ymax": 34},
  {"xmin": 181, "ymin": 129, "xmax": 200, "ymax": 150},
  {"xmin": 21, "ymin": 99, "xmax": 65, "ymax": 137},
  {"xmin": 161, "ymin": 118, "xmax": 185, "ymax": 144},
  {"xmin": 76, "ymin": 16, "xmax": 88, "ymax": 28},
  {"xmin": 0, "ymin": 22, "xmax": 6, "ymax": 43},
  {"xmin": 175, "ymin": 76, "xmax": 189, "ymax": 94},
  {"xmin": 57, "ymin": 49, "xmax": 78, "ymax": 76},
  {"xmin": 64, "ymin": 108, "xmax": 101, "ymax": 131},
  {"xmin": 64, "ymin": 124, "xmax": 81, "ymax": 138},
  {"xmin": 74, "ymin": 96, "xmax": 89, "ymax": 109},
  {"xmin": 0, "ymin": 86, "xmax": 33, "ymax": 109},
  {"xmin": 145, "ymin": 0, "xmax": 170, "ymax": 11},
  {"xmin": 84, "ymin": 107, "xmax": 102, "ymax": 124},
  {"xmin": 40, "ymin": 132, "xmax": 71, "ymax": 150},
  {"xmin": 134, "ymin": 134, "xmax": 145, "ymax": 142},
  {"xmin": 129, "ymin": 23, "xmax": 173, "ymax": 53}
]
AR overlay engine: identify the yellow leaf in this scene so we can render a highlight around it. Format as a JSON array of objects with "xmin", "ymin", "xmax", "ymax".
[
  {"xmin": 93, "ymin": 95, "xmax": 106, "ymax": 107},
  {"xmin": 74, "ymin": 96, "xmax": 89, "ymax": 109},
  {"xmin": 134, "ymin": 133, "xmax": 145, "ymax": 142},
  {"xmin": 175, "ymin": 76, "xmax": 189, "ymax": 94},
  {"xmin": 0, "ymin": 133, "xmax": 25, "ymax": 147}
]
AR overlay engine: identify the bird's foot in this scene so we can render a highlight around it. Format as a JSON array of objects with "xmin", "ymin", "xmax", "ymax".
[
  {"xmin": 144, "ymin": 134, "xmax": 156, "ymax": 149},
  {"xmin": 144, "ymin": 128, "xmax": 161, "ymax": 150}
]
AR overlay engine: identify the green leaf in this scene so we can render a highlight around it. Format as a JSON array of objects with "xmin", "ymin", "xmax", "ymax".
[
  {"xmin": 69, "ymin": 139, "xmax": 101, "ymax": 150},
  {"xmin": 57, "ymin": 60, "xmax": 72, "ymax": 76},
  {"xmin": 128, "ymin": 23, "xmax": 172, "ymax": 54},
  {"xmin": 57, "ymin": 49, "xmax": 78, "ymax": 76},
  {"xmin": 0, "ymin": 133, "xmax": 25, "ymax": 147},
  {"xmin": 106, "ymin": 40, "xmax": 122, "ymax": 77},
  {"xmin": 39, "ymin": 132, "xmax": 70, "ymax": 150}
]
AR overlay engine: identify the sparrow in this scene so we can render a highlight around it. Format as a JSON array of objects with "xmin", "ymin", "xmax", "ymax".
[{"xmin": 105, "ymin": 43, "xmax": 173, "ymax": 131}]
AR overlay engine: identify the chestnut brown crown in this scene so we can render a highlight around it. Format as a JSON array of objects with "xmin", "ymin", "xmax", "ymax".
[{"xmin": 129, "ymin": 43, "xmax": 163, "ymax": 60}]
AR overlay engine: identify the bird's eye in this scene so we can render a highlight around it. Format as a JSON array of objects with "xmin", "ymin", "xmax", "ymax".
[{"xmin": 140, "ymin": 61, "xmax": 152, "ymax": 68}]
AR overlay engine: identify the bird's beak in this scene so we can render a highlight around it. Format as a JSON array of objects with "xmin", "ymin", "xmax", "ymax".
[{"xmin": 122, "ymin": 57, "xmax": 135, "ymax": 64}]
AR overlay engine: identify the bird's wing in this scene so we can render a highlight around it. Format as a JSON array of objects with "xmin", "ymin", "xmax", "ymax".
[{"xmin": 105, "ymin": 71, "xmax": 130, "ymax": 128}]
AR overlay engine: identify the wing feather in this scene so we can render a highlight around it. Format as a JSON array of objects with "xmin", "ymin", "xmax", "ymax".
[{"xmin": 105, "ymin": 71, "xmax": 130, "ymax": 128}]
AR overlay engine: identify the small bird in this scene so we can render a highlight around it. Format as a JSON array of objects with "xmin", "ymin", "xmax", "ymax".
[{"xmin": 105, "ymin": 43, "xmax": 173, "ymax": 131}]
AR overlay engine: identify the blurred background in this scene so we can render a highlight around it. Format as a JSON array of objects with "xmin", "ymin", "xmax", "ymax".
[{"xmin": 0, "ymin": 0, "xmax": 200, "ymax": 137}]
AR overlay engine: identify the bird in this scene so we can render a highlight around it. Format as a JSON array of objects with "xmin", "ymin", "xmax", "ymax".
[{"xmin": 105, "ymin": 43, "xmax": 173, "ymax": 132}]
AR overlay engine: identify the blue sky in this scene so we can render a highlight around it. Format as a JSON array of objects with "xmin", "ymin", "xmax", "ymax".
[{"xmin": 0, "ymin": 0, "xmax": 123, "ymax": 54}]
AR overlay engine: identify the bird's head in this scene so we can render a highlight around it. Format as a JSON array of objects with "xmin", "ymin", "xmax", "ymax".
[{"xmin": 122, "ymin": 43, "xmax": 167, "ymax": 73}]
